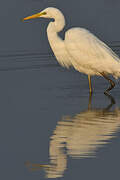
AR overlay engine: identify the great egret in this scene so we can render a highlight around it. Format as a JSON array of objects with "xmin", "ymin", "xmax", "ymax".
[{"xmin": 23, "ymin": 7, "xmax": 120, "ymax": 93}]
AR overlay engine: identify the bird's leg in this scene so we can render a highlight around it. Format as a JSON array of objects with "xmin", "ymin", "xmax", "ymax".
[
  {"xmin": 101, "ymin": 73, "xmax": 115, "ymax": 94},
  {"xmin": 88, "ymin": 92, "xmax": 93, "ymax": 110},
  {"xmin": 103, "ymin": 93, "xmax": 116, "ymax": 111},
  {"xmin": 88, "ymin": 75, "xmax": 93, "ymax": 94}
]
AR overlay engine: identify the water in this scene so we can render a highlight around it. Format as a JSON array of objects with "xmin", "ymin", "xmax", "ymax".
[{"xmin": 0, "ymin": 49, "xmax": 120, "ymax": 180}]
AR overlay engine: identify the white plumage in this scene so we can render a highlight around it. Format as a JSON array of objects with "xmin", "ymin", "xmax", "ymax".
[
  {"xmin": 23, "ymin": 7, "xmax": 120, "ymax": 93},
  {"xmin": 65, "ymin": 28, "xmax": 120, "ymax": 76}
]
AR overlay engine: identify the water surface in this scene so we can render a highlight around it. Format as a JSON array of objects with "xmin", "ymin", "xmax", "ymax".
[{"xmin": 0, "ymin": 50, "xmax": 120, "ymax": 180}]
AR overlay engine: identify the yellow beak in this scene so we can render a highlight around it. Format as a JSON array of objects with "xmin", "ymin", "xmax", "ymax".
[{"xmin": 23, "ymin": 12, "xmax": 46, "ymax": 21}]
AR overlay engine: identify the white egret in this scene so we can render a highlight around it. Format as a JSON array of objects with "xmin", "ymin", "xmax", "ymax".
[{"xmin": 23, "ymin": 7, "xmax": 120, "ymax": 93}]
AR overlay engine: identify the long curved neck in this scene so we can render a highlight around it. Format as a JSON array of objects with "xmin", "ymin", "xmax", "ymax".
[
  {"xmin": 46, "ymin": 14, "xmax": 66, "ymax": 65},
  {"xmin": 46, "ymin": 12, "xmax": 72, "ymax": 68}
]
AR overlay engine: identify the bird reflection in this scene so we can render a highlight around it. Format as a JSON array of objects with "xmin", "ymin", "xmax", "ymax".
[{"xmin": 26, "ymin": 94, "xmax": 120, "ymax": 178}]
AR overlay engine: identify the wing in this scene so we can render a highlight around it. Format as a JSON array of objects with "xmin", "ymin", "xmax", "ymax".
[{"xmin": 65, "ymin": 28, "xmax": 120, "ymax": 74}]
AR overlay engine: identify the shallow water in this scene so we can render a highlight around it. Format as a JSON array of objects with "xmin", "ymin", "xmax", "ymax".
[{"xmin": 0, "ymin": 50, "xmax": 120, "ymax": 180}]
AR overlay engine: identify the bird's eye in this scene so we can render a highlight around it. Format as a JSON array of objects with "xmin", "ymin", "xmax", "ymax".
[{"xmin": 42, "ymin": 12, "xmax": 47, "ymax": 15}]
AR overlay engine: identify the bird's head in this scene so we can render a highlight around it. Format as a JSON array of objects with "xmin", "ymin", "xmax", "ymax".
[
  {"xmin": 23, "ymin": 7, "xmax": 65, "ymax": 32},
  {"xmin": 23, "ymin": 7, "xmax": 63, "ymax": 21}
]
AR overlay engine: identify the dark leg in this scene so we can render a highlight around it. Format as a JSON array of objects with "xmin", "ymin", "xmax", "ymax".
[
  {"xmin": 101, "ymin": 73, "xmax": 115, "ymax": 94},
  {"xmin": 87, "ymin": 89, "xmax": 116, "ymax": 111},
  {"xmin": 104, "ymin": 93, "xmax": 116, "ymax": 110}
]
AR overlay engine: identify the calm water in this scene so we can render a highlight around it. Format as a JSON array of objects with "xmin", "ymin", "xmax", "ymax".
[{"xmin": 0, "ymin": 49, "xmax": 120, "ymax": 180}]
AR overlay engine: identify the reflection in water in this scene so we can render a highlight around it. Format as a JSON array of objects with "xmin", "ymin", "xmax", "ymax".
[{"xmin": 26, "ymin": 95, "xmax": 120, "ymax": 178}]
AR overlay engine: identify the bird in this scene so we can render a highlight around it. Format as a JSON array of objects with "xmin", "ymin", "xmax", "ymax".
[{"xmin": 23, "ymin": 7, "xmax": 120, "ymax": 94}]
